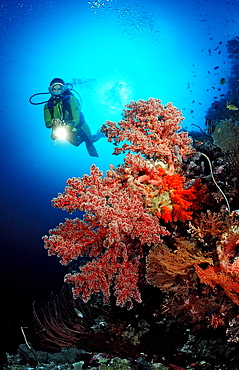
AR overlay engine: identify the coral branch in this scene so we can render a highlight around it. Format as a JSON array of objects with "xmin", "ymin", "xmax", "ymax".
[{"xmin": 101, "ymin": 98, "xmax": 193, "ymax": 170}]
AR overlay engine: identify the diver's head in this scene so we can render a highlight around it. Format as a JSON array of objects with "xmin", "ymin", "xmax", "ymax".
[{"xmin": 49, "ymin": 78, "xmax": 66, "ymax": 96}]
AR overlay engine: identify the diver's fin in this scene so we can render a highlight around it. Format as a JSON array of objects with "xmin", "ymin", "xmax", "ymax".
[{"xmin": 85, "ymin": 141, "xmax": 99, "ymax": 157}]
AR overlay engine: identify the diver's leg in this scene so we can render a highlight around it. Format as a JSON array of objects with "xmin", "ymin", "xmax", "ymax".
[
  {"xmin": 67, "ymin": 131, "xmax": 84, "ymax": 146},
  {"xmin": 79, "ymin": 112, "xmax": 86, "ymax": 126},
  {"xmin": 77, "ymin": 127, "xmax": 99, "ymax": 157},
  {"xmin": 91, "ymin": 130, "xmax": 105, "ymax": 143},
  {"xmin": 79, "ymin": 113, "xmax": 104, "ymax": 143}
]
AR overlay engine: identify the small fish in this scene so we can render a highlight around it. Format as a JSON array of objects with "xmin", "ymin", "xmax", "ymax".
[
  {"xmin": 231, "ymin": 209, "xmax": 239, "ymax": 216},
  {"xmin": 214, "ymin": 165, "xmax": 225, "ymax": 174},
  {"xmin": 206, "ymin": 118, "xmax": 215, "ymax": 133},
  {"xmin": 219, "ymin": 78, "xmax": 226, "ymax": 84},
  {"xmin": 74, "ymin": 308, "xmax": 84, "ymax": 318},
  {"xmin": 226, "ymin": 101, "xmax": 238, "ymax": 110},
  {"xmin": 214, "ymin": 66, "xmax": 219, "ymax": 70},
  {"xmin": 208, "ymin": 48, "xmax": 212, "ymax": 55},
  {"xmin": 194, "ymin": 141, "xmax": 203, "ymax": 146}
]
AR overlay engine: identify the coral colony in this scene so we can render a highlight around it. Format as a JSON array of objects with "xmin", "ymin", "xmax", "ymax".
[{"xmin": 43, "ymin": 98, "xmax": 239, "ymax": 329}]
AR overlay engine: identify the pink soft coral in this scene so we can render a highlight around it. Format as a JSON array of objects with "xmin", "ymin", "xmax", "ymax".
[
  {"xmin": 43, "ymin": 164, "xmax": 169, "ymax": 309},
  {"xmin": 101, "ymin": 98, "xmax": 193, "ymax": 173},
  {"xmin": 43, "ymin": 98, "xmax": 202, "ymax": 309}
]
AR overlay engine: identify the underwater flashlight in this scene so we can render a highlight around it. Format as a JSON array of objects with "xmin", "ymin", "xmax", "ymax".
[{"xmin": 55, "ymin": 126, "xmax": 68, "ymax": 140}]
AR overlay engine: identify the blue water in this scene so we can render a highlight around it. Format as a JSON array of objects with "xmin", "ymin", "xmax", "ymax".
[{"xmin": 0, "ymin": 0, "xmax": 238, "ymax": 360}]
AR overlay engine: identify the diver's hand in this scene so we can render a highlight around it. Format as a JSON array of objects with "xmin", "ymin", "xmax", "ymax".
[{"xmin": 52, "ymin": 118, "xmax": 63, "ymax": 127}]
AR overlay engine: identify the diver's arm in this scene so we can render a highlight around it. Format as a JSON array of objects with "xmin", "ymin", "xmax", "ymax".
[{"xmin": 44, "ymin": 105, "xmax": 53, "ymax": 128}]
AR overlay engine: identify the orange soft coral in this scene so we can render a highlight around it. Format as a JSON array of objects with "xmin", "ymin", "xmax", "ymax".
[
  {"xmin": 195, "ymin": 228, "xmax": 239, "ymax": 305},
  {"xmin": 138, "ymin": 167, "xmax": 207, "ymax": 223}
]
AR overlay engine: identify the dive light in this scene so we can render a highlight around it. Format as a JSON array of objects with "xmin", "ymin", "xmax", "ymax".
[{"xmin": 55, "ymin": 126, "xmax": 68, "ymax": 140}]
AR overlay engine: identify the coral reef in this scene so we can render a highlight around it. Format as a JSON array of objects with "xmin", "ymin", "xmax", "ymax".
[
  {"xmin": 211, "ymin": 118, "xmax": 239, "ymax": 153},
  {"xmin": 226, "ymin": 36, "xmax": 239, "ymax": 60},
  {"xmin": 38, "ymin": 96, "xmax": 239, "ymax": 369},
  {"xmin": 43, "ymin": 98, "xmax": 201, "ymax": 310},
  {"xmin": 205, "ymin": 36, "xmax": 239, "ymax": 124}
]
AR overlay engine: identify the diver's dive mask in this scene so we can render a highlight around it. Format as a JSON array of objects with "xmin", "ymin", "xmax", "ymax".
[{"xmin": 49, "ymin": 82, "xmax": 66, "ymax": 96}]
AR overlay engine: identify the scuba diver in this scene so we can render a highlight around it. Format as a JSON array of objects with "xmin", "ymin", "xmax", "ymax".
[{"xmin": 29, "ymin": 78, "xmax": 104, "ymax": 157}]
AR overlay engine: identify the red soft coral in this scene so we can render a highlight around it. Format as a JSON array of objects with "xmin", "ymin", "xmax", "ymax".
[
  {"xmin": 64, "ymin": 250, "xmax": 142, "ymax": 309},
  {"xmin": 43, "ymin": 164, "xmax": 169, "ymax": 308},
  {"xmin": 101, "ymin": 98, "xmax": 193, "ymax": 172},
  {"xmin": 43, "ymin": 98, "xmax": 205, "ymax": 309},
  {"xmin": 195, "ymin": 230, "xmax": 239, "ymax": 305},
  {"xmin": 137, "ymin": 167, "xmax": 207, "ymax": 223}
]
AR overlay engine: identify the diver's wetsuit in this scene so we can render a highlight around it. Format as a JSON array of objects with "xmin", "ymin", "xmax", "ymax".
[{"xmin": 44, "ymin": 91, "xmax": 100, "ymax": 157}]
